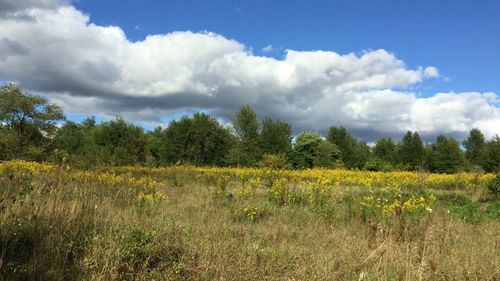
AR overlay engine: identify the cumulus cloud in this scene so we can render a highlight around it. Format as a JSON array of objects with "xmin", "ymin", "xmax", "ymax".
[
  {"xmin": 0, "ymin": 0, "xmax": 69, "ymax": 13},
  {"xmin": 0, "ymin": 4, "xmax": 499, "ymax": 140}
]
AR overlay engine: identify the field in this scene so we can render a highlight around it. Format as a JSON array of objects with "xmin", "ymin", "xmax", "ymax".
[{"xmin": 0, "ymin": 161, "xmax": 499, "ymax": 280}]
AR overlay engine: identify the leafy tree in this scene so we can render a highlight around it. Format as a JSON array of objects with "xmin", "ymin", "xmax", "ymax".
[
  {"xmin": 92, "ymin": 118, "xmax": 147, "ymax": 166},
  {"xmin": 259, "ymin": 118, "xmax": 292, "ymax": 156},
  {"xmin": 398, "ymin": 131, "xmax": 424, "ymax": 170},
  {"xmin": 145, "ymin": 127, "xmax": 164, "ymax": 166},
  {"xmin": 427, "ymin": 135, "xmax": 464, "ymax": 173},
  {"xmin": 373, "ymin": 137, "xmax": 397, "ymax": 165},
  {"xmin": 327, "ymin": 126, "xmax": 369, "ymax": 169},
  {"xmin": 230, "ymin": 105, "xmax": 261, "ymax": 166},
  {"xmin": 162, "ymin": 113, "xmax": 233, "ymax": 166},
  {"xmin": 293, "ymin": 131, "xmax": 340, "ymax": 169},
  {"xmin": 352, "ymin": 141, "xmax": 371, "ymax": 169},
  {"xmin": 463, "ymin": 128, "xmax": 486, "ymax": 167},
  {"xmin": 483, "ymin": 136, "xmax": 500, "ymax": 172},
  {"xmin": 313, "ymin": 140, "xmax": 341, "ymax": 168},
  {"xmin": 0, "ymin": 84, "xmax": 64, "ymax": 160},
  {"xmin": 54, "ymin": 121, "xmax": 84, "ymax": 155},
  {"xmin": 293, "ymin": 131, "xmax": 322, "ymax": 169},
  {"xmin": 327, "ymin": 126, "xmax": 356, "ymax": 168}
]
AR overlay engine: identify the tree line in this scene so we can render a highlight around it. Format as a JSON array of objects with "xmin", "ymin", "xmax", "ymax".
[{"xmin": 1, "ymin": 84, "xmax": 499, "ymax": 173}]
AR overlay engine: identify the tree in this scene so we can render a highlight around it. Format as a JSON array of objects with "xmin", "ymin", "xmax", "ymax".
[
  {"xmin": 327, "ymin": 126, "xmax": 369, "ymax": 169},
  {"xmin": 229, "ymin": 105, "xmax": 261, "ymax": 166},
  {"xmin": 313, "ymin": 140, "xmax": 341, "ymax": 168},
  {"xmin": 259, "ymin": 117, "xmax": 292, "ymax": 156},
  {"xmin": 145, "ymin": 126, "xmax": 165, "ymax": 166},
  {"xmin": 161, "ymin": 113, "xmax": 233, "ymax": 166},
  {"xmin": 373, "ymin": 137, "xmax": 397, "ymax": 165},
  {"xmin": 292, "ymin": 131, "xmax": 340, "ymax": 169},
  {"xmin": 327, "ymin": 126, "xmax": 357, "ymax": 168},
  {"xmin": 293, "ymin": 131, "xmax": 322, "ymax": 169},
  {"xmin": 54, "ymin": 121, "xmax": 84, "ymax": 155},
  {"xmin": 483, "ymin": 136, "xmax": 500, "ymax": 172},
  {"xmin": 0, "ymin": 84, "xmax": 64, "ymax": 160},
  {"xmin": 92, "ymin": 118, "xmax": 147, "ymax": 166},
  {"xmin": 353, "ymin": 141, "xmax": 371, "ymax": 169},
  {"xmin": 463, "ymin": 128, "xmax": 486, "ymax": 167},
  {"xmin": 398, "ymin": 131, "xmax": 424, "ymax": 170},
  {"xmin": 427, "ymin": 135, "xmax": 464, "ymax": 173}
]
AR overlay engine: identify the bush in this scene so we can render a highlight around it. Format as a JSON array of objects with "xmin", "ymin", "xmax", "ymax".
[
  {"xmin": 364, "ymin": 158, "xmax": 394, "ymax": 172},
  {"xmin": 487, "ymin": 173, "xmax": 500, "ymax": 197},
  {"xmin": 118, "ymin": 227, "xmax": 187, "ymax": 280},
  {"xmin": 260, "ymin": 153, "xmax": 291, "ymax": 170}
]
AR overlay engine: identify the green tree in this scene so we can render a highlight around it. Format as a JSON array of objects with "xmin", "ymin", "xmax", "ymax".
[
  {"xmin": 373, "ymin": 137, "xmax": 397, "ymax": 165},
  {"xmin": 92, "ymin": 118, "xmax": 147, "ymax": 166},
  {"xmin": 327, "ymin": 126, "xmax": 356, "ymax": 168},
  {"xmin": 292, "ymin": 131, "xmax": 340, "ymax": 169},
  {"xmin": 427, "ymin": 135, "xmax": 464, "ymax": 173},
  {"xmin": 229, "ymin": 105, "xmax": 261, "ymax": 166},
  {"xmin": 398, "ymin": 131, "xmax": 424, "ymax": 170},
  {"xmin": 0, "ymin": 84, "xmax": 64, "ymax": 160},
  {"xmin": 463, "ymin": 128, "xmax": 486, "ymax": 167},
  {"xmin": 293, "ymin": 131, "xmax": 322, "ymax": 169},
  {"xmin": 259, "ymin": 117, "xmax": 292, "ymax": 156},
  {"xmin": 145, "ymin": 127, "xmax": 164, "ymax": 166},
  {"xmin": 313, "ymin": 140, "xmax": 341, "ymax": 168},
  {"xmin": 327, "ymin": 126, "xmax": 369, "ymax": 169},
  {"xmin": 54, "ymin": 121, "xmax": 84, "ymax": 155},
  {"xmin": 162, "ymin": 113, "xmax": 233, "ymax": 166},
  {"xmin": 353, "ymin": 141, "xmax": 371, "ymax": 169},
  {"xmin": 483, "ymin": 136, "xmax": 500, "ymax": 172}
]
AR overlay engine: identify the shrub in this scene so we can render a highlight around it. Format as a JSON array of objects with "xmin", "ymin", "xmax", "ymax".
[
  {"xmin": 260, "ymin": 153, "xmax": 291, "ymax": 170},
  {"xmin": 118, "ymin": 227, "xmax": 186, "ymax": 280},
  {"xmin": 487, "ymin": 173, "xmax": 500, "ymax": 197}
]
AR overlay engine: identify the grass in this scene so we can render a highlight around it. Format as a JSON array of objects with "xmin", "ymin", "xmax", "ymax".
[{"xmin": 0, "ymin": 162, "xmax": 499, "ymax": 280}]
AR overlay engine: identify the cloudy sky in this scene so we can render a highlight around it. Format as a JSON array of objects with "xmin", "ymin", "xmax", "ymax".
[{"xmin": 0, "ymin": 0, "xmax": 499, "ymax": 141}]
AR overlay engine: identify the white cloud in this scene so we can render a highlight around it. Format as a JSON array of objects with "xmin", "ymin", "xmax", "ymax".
[
  {"xmin": 423, "ymin": 66, "xmax": 439, "ymax": 78},
  {"xmin": 0, "ymin": 4, "xmax": 498, "ymax": 140},
  {"xmin": 262, "ymin": 44, "xmax": 273, "ymax": 52}
]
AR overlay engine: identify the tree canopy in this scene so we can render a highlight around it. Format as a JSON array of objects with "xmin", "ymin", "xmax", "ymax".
[{"xmin": 1, "ymin": 84, "xmax": 499, "ymax": 173}]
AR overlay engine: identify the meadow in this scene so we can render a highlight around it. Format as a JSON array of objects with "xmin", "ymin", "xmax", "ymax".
[{"xmin": 0, "ymin": 161, "xmax": 499, "ymax": 280}]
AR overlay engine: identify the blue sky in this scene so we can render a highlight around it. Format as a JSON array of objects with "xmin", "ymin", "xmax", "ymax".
[
  {"xmin": 74, "ymin": 0, "xmax": 500, "ymax": 96},
  {"xmin": 0, "ymin": 0, "xmax": 499, "ymax": 140}
]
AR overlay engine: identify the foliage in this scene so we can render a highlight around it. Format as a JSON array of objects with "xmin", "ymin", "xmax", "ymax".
[
  {"xmin": 463, "ymin": 128, "xmax": 486, "ymax": 167},
  {"xmin": 373, "ymin": 137, "xmax": 397, "ymax": 165},
  {"xmin": 259, "ymin": 153, "xmax": 291, "ymax": 169},
  {"xmin": 427, "ymin": 135, "xmax": 464, "ymax": 173},
  {"xmin": 0, "ymin": 84, "xmax": 64, "ymax": 160},
  {"xmin": 364, "ymin": 157, "xmax": 394, "ymax": 172},
  {"xmin": 313, "ymin": 140, "xmax": 341, "ymax": 168},
  {"xmin": 159, "ymin": 113, "xmax": 233, "ymax": 166},
  {"xmin": 398, "ymin": 131, "xmax": 424, "ymax": 170},
  {"xmin": 231, "ymin": 105, "xmax": 261, "ymax": 166},
  {"xmin": 0, "ymin": 85, "xmax": 496, "ymax": 175},
  {"xmin": 482, "ymin": 136, "xmax": 500, "ymax": 172},
  {"xmin": 258, "ymin": 117, "xmax": 292, "ymax": 156},
  {"xmin": 292, "ymin": 131, "xmax": 339, "ymax": 169},
  {"xmin": 327, "ymin": 126, "xmax": 357, "ymax": 168},
  {"xmin": 487, "ymin": 173, "xmax": 500, "ymax": 197}
]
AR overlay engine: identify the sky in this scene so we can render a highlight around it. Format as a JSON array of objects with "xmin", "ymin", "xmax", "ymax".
[{"xmin": 0, "ymin": 0, "xmax": 499, "ymax": 141}]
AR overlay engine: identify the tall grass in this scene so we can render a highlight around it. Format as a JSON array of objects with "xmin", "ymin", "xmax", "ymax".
[{"xmin": 0, "ymin": 162, "xmax": 499, "ymax": 280}]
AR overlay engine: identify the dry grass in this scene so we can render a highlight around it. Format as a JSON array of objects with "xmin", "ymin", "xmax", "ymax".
[{"xmin": 0, "ymin": 165, "xmax": 499, "ymax": 280}]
